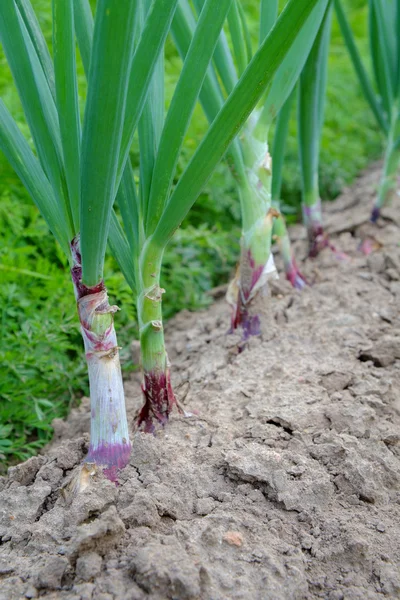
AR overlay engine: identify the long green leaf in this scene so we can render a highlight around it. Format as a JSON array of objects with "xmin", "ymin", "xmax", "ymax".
[
  {"xmin": 80, "ymin": 0, "xmax": 137, "ymax": 286},
  {"xmin": 73, "ymin": 0, "xmax": 94, "ymax": 79},
  {"xmin": 334, "ymin": 0, "xmax": 388, "ymax": 133},
  {"xmin": 165, "ymin": 0, "xmax": 255, "ymax": 231},
  {"xmin": 212, "ymin": 29, "xmax": 239, "ymax": 96},
  {"xmin": 16, "ymin": 10, "xmax": 62, "ymax": 160},
  {"xmin": 255, "ymin": 0, "xmax": 330, "ymax": 136},
  {"xmin": 145, "ymin": 0, "xmax": 232, "ymax": 236},
  {"xmin": 298, "ymin": 4, "xmax": 332, "ymax": 202},
  {"xmin": 73, "ymin": 0, "xmax": 140, "ymax": 273},
  {"xmin": 116, "ymin": 160, "xmax": 140, "ymax": 253},
  {"xmin": 53, "ymin": 0, "xmax": 81, "ymax": 231},
  {"xmin": 259, "ymin": 0, "xmax": 278, "ymax": 43},
  {"xmin": 152, "ymin": 0, "xmax": 328, "ymax": 247},
  {"xmin": 373, "ymin": 0, "xmax": 397, "ymax": 91},
  {"xmin": 171, "ymin": 1, "xmax": 225, "ymax": 126},
  {"xmin": 317, "ymin": 5, "xmax": 332, "ymax": 132},
  {"xmin": 397, "ymin": 0, "xmax": 400, "ymax": 95},
  {"xmin": 138, "ymin": 1, "xmax": 165, "ymax": 225},
  {"xmin": 271, "ymin": 88, "xmax": 295, "ymax": 204},
  {"xmin": 369, "ymin": 0, "xmax": 394, "ymax": 117},
  {"xmin": 227, "ymin": 0, "xmax": 248, "ymax": 76},
  {"xmin": 368, "ymin": 1, "xmax": 386, "ymax": 112},
  {"xmin": 171, "ymin": 0, "xmax": 247, "ymax": 184},
  {"xmin": 193, "ymin": 0, "xmax": 238, "ymax": 96},
  {"xmin": 109, "ymin": 212, "xmax": 137, "ymax": 293},
  {"xmin": 237, "ymin": 0, "xmax": 252, "ymax": 64},
  {"xmin": 0, "ymin": 0, "xmax": 74, "ymax": 239},
  {"xmin": 138, "ymin": 60, "xmax": 164, "ymax": 227},
  {"xmin": 15, "ymin": 0, "xmax": 56, "ymax": 100},
  {"xmin": 117, "ymin": 0, "xmax": 179, "ymax": 188},
  {"xmin": 0, "ymin": 101, "xmax": 69, "ymax": 255}
]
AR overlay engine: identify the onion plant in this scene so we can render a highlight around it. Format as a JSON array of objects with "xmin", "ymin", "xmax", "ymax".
[
  {"xmin": 335, "ymin": 0, "xmax": 400, "ymax": 222},
  {"xmin": 270, "ymin": 89, "xmax": 307, "ymax": 287},
  {"xmin": 107, "ymin": 0, "xmax": 327, "ymax": 430},
  {"xmin": 0, "ymin": 0, "xmax": 177, "ymax": 481},
  {"xmin": 298, "ymin": 5, "xmax": 335, "ymax": 256},
  {"xmin": 172, "ymin": 0, "xmax": 330, "ymax": 336}
]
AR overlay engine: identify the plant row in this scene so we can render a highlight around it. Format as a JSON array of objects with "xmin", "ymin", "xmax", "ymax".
[{"xmin": 0, "ymin": 0, "xmax": 398, "ymax": 483}]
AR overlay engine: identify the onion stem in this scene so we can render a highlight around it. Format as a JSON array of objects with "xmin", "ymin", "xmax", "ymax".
[
  {"xmin": 226, "ymin": 132, "xmax": 278, "ymax": 336},
  {"xmin": 136, "ymin": 241, "xmax": 178, "ymax": 432},
  {"xmin": 71, "ymin": 236, "xmax": 131, "ymax": 482},
  {"xmin": 272, "ymin": 214, "xmax": 307, "ymax": 289},
  {"xmin": 372, "ymin": 112, "xmax": 400, "ymax": 221}
]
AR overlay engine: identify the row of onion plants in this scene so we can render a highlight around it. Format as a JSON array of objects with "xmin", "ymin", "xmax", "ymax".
[
  {"xmin": 335, "ymin": 0, "xmax": 400, "ymax": 223},
  {"xmin": 172, "ymin": 0, "xmax": 330, "ymax": 337},
  {"xmin": 0, "ymin": 0, "xmax": 324, "ymax": 483}
]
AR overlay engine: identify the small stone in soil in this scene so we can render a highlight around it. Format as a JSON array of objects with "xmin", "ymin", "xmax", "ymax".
[{"xmin": 223, "ymin": 531, "xmax": 244, "ymax": 547}]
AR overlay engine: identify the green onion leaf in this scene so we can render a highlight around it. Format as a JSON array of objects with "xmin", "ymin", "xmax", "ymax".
[
  {"xmin": 117, "ymin": 0, "xmax": 179, "ymax": 188},
  {"xmin": 255, "ymin": 0, "xmax": 331, "ymax": 136},
  {"xmin": 0, "ymin": 100, "xmax": 69, "ymax": 255},
  {"xmin": 259, "ymin": 0, "xmax": 278, "ymax": 43},
  {"xmin": 138, "ymin": 1, "xmax": 165, "ymax": 226},
  {"xmin": 73, "ymin": 0, "xmax": 94, "ymax": 79},
  {"xmin": 171, "ymin": 0, "xmax": 246, "ymax": 186},
  {"xmin": 193, "ymin": 0, "xmax": 238, "ymax": 96},
  {"xmin": 227, "ymin": 0, "xmax": 248, "ymax": 76},
  {"xmin": 80, "ymin": 0, "xmax": 137, "ymax": 286},
  {"xmin": 298, "ymin": 5, "xmax": 332, "ymax": 203},
  {"xmin": 334, "ymin": 0, "xmax": 388, "ymax": 133},
  {"xmin": 368, "ymin": 0, "xmax": 394, "ymax": 117},
  {"xmin": 53, "ymin": 0, "xmax": 81, "ymax": 231},
  {"xmin": 15, "ymin": 0, "xmax": 56, "ymax": 101},
  {"xmin": 116, "ymin": 159, "xmax": 140, "ymax": 254},
  {"xmin": 236, "ymin": 0, "xmax": 252, "ymax": 63},
  {"xmin": 109, "ymin": 212, "xmax": 137, "ymax": 293},
  {"xmin": 0, "ymin": 0, "xmax": 73, "ymax": 239},
  {"xmin": 271, "ymin": 88, "xmax": 295, "ymax": 204},
  {"xmin": 145, "ymin": 0, "xmax": 233, "ymax": 237},
  {"xmin": 73, "ymin": 0, "xmax": 140, "ymax": 280}
]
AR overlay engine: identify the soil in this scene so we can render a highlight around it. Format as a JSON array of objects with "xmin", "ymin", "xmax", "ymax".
[{"xmin": 1, "ymin": 163, "xmax": 400, "ymax": 600}]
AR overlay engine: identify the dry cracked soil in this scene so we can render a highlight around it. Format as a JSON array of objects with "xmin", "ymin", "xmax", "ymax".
[{"xmin": 1, "ymin": 163, "xmax": 400, "ymax": 600}]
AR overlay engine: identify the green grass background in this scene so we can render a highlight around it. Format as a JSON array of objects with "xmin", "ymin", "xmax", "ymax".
[{"xmin": 0, "ymin": 0, "xmax": 383, "ymax": 466}]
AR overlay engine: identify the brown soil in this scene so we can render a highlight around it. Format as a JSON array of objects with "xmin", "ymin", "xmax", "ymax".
[{"xmin": 1, "ymin": 164, "xmax": 400, "ymax": 600}]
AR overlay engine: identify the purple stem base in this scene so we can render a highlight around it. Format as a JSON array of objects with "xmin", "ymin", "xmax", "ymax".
[
  {"xmin": 285, "ymin": 258, "xmax": 308, "ymax": 290},
  {"xmin": 85, "ymin": 443, "xmax": 132, "ymax": 484},
  {"xmin": 229, "ymin": 248, "xmax": 265, "ymax": 342},
  {"xmin": 230, "ymin": 306, "xmax": 261, "ymax": 342},
  {"xmin": 138, "ymin": 370, "xmax": 179, "ymax": 433},
  {"xmin": 308, "ymin": 224, "xmax": 347, "ymax": 260},
  {"xmin": 370, "ymin": 206, "xmax": 380, "ymax": 224}
]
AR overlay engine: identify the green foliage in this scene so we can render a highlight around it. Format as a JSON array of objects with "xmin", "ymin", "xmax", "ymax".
[
  {"xmin": 79, "ymin": 0, "xmax": 136, "ymax": 286},
  {"xmin": 0, "ymin": 178, "xmax": 84, "ymax": 465},
  {"xmin": 298, "ymin": 5, "xmax": 332, "ymax": 206}
]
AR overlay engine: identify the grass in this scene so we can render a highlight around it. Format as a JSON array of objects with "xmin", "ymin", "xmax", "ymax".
[{"xmin": 0, "ymin": 0, "xmax": 383, "ymax": 467}]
